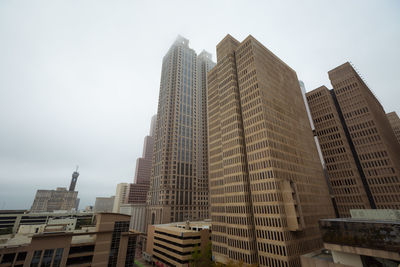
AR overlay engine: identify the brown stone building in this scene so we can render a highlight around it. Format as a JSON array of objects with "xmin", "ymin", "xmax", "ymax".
[
  {"xmin": 387, "ymin": 111, "xmax": 400, "ymax": 144},
  {"xmin": 126, "ymin": 117, "xmax": 155, "ymax": 205},
  {"xmin": 0, "ymin": 213, "xmax": 138, "ymax": 267},
  {"xmin": 207, "ymin": 34, "xmax": 335, "ymax": 267},
  {"xmin": 306, "ymin": 62, "xmax": 400, "ymax": 217},
  {"xmin": 146, "ymin": 36, "xmax": 215, "ymax": 225}
]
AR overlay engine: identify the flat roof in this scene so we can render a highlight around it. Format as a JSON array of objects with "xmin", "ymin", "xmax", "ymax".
[{"xmin": 320, "ymin": 218, "xmax": 400, "ymax": 225}]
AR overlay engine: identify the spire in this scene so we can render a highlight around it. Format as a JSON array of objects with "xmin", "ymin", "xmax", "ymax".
[{"xmin": 69, "ymin": 166, "xmax": 79, "ymax": 191}]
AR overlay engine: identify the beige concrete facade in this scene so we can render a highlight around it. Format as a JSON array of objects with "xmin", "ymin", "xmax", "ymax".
[
  {"xmin": 30, "ymin": 188, "xmax": 78, "ymax": 213},
  {"xmin": 94, "ymin": 196, "xmax": 115, "ymax": 213},
  {"xmin": 145, "ymin": 221, "xmax": 211, "ymax": 267},
  {"xmin": 146, "ymin": 36, "xmax": 215, "ymax": 225},
  {"xmin": 0, "ymin": 213, "xmax": 138, "ymax": 267},
  {"xmin": 387, "ymin": 111, "xmax": 400, "ymax": 144},
  {"xmin": 113, "ymin": 183, "xmax": 129, "ymax": 213},
  {"xmin": 207, "ymin": 34, "xmax": 335, "ymax": 267}
]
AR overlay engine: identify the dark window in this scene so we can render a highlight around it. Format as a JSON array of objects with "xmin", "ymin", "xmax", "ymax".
[
  {"xmin": 124, "ymin": 235, "xmax": 137, "ymax": 267},
  {"xmin": 16, "ymin": 252, "xmax": 27, "ymax": 261},
  {"xmin": 108, "ymin": 221, "xmax": 129, "ymax": 267},
  {"xmin": 52, "ymin": 248, "xmax": 64, "ymax": 267},
  {"xmin": 40, "ymin": 249, "xmax": 54, "ymax": 267},
  {"xmin": 68, "ymin": 245, "xmax": 95, "ymax": 254},
  {"xmin": 66, "ymin": 255, "xmax": 93, "ymax": 266},
  {"xmin": 30, "ymin": 250, "xmax": 42, "ymax": 267},
  {"xmin": 1, "ymin": 253, "xmax": 16, "ymax": 263}
]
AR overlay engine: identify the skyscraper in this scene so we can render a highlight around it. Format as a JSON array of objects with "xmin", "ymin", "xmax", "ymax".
[
  {"xmin": 146, "ymin": 36, "xmax": 215, "ymax": 225},
  {"xmin": 207, "ymin": 35, "xmax": 335, "ymax": 266},
  {"xmin": 387, "ymin": 111, "xmax": 400, "ymax": 144},
  {"xmin": 126, "ymin": 115, "xmax": 156, "ymax": 205},
  {"xmin": 306, "ymin": 62, "xmax": 400, "ymax": 215},
  {"xmin": 306, "ymin": 86, "xmax": 372, "ymax": 217}
]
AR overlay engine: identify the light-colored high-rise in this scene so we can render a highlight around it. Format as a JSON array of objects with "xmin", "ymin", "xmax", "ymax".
[
  {"xmin": 306, "ymin": 62, "xmax": 400, "ymax": 215},
  {"xmin": 113, "ymin": 183, "xmax": 129, "ymax": 213},
  {"xmin": 207, "ymin": 35, "xmax": 335, "ymax": 266},
  {"xmin": 146, "ymin": 36, "xmax": 215, "ymax": 225}
]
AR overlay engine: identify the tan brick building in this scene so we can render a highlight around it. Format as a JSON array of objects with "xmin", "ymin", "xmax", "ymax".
[
  {"xmin": 387, "ymin": 111, "xmax": 400, "ymax": 144},
  {"xmin": 207, "ymin": 34, "xmax": 335, "ymax": 267},
  {"xmin": 306, "ymin": 62, "xmax": 400, "ymax": 216},
  {"xmin": 145, "ymin": 220, "xmax": 211, "ymax": 267},
  {"xmin": 0, "ymin": 213, "xmax": 138, "ymax": 267}
]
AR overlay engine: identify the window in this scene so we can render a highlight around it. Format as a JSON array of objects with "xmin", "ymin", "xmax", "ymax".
[
  {"xmin": 30, "ymin": 250, "xmax": 42, "ymax": 267},
  {"xmin": 52, "ymin": 248, "xmax": 64, "ymax": 267},
  {"xmin": 40, "ymin": 249, "xmax": 54, "ymax": 267}
]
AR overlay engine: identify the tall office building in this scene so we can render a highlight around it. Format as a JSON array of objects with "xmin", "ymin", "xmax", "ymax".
[
  {"xmin": 387, "ymin": 111, "xmax": 400, "ymax": 144},
  {"xmin": 306, "ymin": 86, "xmax": 371, "ymax": 217},
  {"xmin": 306, "ymin": 62, "xmax": 400, "ymax": 216},
  {"xmin": 207, "ymin": 35, "xmax": 334, "ymax": 267},
  {"xmin": 146, "ymin": 36, "xmax": 215, "ymax": 225},
  {"xmin": 126, "ymin": 115, "xmax": 156, "ymax": 204}
]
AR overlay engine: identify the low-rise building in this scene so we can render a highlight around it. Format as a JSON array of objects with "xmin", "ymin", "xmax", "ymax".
[
  {"xmin": 0, "ymin": 213, "xmax": 139, "ymax": 267},
  {"xmin": 0, "ymin": 210, "xmax": 94, "ymax": 235},
  {"xmin": 145, "ymin": 220, "xmax": 211, "ymax": 267},
  {"xmin": 301, "ymin": 209, "xmax": 400, "ymax": 267},
  {"xmin": 31, "ymin": 187, "xmax": 78, "ymax": 213}
]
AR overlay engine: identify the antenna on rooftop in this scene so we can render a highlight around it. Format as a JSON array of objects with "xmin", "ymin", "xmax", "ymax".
[{"xmin": 69, "ymin": 165, "xmax": 80, "ymax": 192}]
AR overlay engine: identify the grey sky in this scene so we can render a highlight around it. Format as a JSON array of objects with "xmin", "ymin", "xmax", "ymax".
[{"xmin": 0, "ymin": 0, "xmax": 399, "ymax": 209}]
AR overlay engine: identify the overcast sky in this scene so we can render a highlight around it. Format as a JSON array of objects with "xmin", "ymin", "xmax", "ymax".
[{"xmin": 0, "ymin": 0, "xmax": 399, "ymax": 210}]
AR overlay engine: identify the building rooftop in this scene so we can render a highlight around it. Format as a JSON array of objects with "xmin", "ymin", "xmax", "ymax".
[{"xmin": 154, "ymin": 220, "xmax": 211, "ymax": 233}]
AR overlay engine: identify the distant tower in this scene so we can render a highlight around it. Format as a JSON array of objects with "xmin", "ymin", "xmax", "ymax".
[{"xmin": 69, "ymin": 166, "xmax": 79, "ymax": 191}]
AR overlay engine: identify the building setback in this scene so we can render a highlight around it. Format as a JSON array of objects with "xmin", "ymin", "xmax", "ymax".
[
  {"xmin": 306, "ymin": 62, "xmax": 400, "ymax": 215},
  {"xmin": 207, "ymin": 34, "xmax": 335, "ymax": 267},
  {"xmin": 387, "ymin": 111, "xmax": 400, "ymax": 144},
  {"xmin": 146, "ymin": 36, "xmax": 215, "ymax": 225},
  {"xmin": 126, "ymin": 115, "xmax": 156, "ymax": 205}
]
